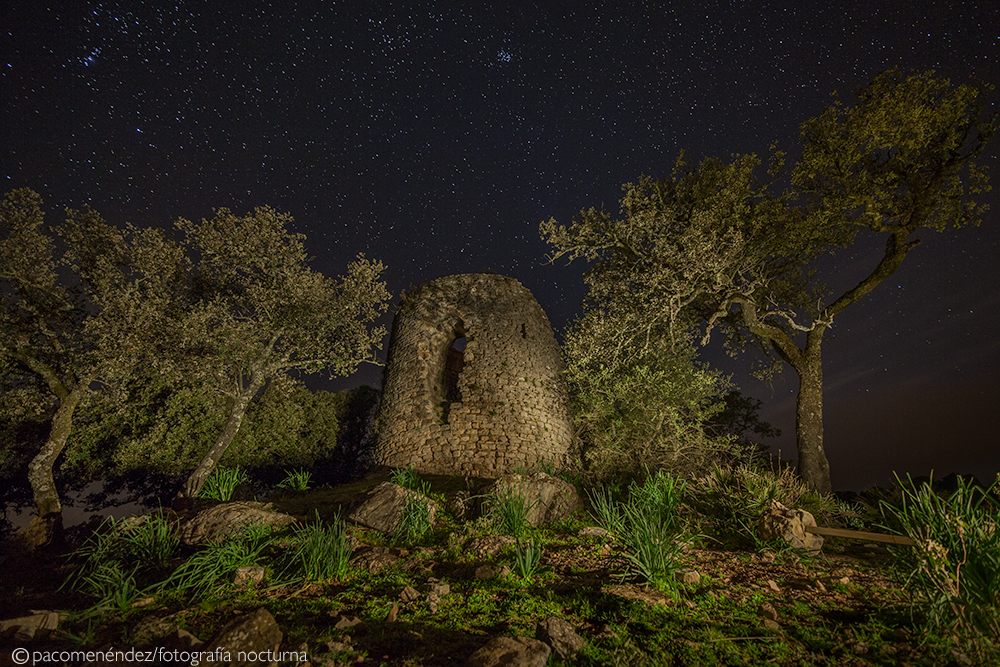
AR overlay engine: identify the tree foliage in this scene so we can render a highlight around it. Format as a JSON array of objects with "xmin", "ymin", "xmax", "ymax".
[
  {"xmin": 2, "ymin": 190, "xmax": 390, "ymax": 531},
  {"xmin": 162, "ymin": 206, "xmax": 390, "ymax": 499},
  {"xmin": 543, "ymin": 70, "xmax": 994, "ymax": 493},
  {"xmin": 61, "ymin": 374, "xmax": 347, "ymax": 477},
  {"xmin": 1, "ymin": 188, "xmax": 182, "ymax": 538}
]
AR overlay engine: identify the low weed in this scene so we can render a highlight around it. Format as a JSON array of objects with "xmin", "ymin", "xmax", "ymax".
[{"xmin": 880, "ymin": 473, "xmax": 1000, "ymax": 661}]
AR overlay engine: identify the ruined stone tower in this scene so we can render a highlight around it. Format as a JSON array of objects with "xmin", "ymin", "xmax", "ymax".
[{"xmin": 374, "ymin": 273, "xmax": 572, "ymax": 476}]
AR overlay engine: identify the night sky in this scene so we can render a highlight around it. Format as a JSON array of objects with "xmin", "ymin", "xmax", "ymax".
[{"xmin": 3, "ymin": 1, "xmax": 998, "ymax": 492}]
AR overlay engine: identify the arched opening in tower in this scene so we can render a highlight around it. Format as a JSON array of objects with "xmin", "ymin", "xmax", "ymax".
[{"xmin": 444, "ymin": 336, "xmax": 466, "ymax": 403}]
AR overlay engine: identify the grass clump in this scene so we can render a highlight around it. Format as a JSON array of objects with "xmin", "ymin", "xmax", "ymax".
[
  {"xmin": 158, "ymin": 521, "xmax": 275, "ymax": 599},
  {"xmin": 199, "ymin": 465, "xmax": 250, "ymax": 501},
  {"xmin": 284, "ymin": 510, "xmax": 353, "ymax": 581},
  {"xmin": 880, "ymin": 473, "xmax": 1000, "ymax": 661},
  {"xmin": 513, "ymin": 537, "xmax": 545, "ymax": 583},
  {"xmin": 391, "ymin": 464, "xmax": 428, "ymax": 494},
  {"xmin": 277, "ymin": 468, "xmax": 313, "ymax": 492},
  {"xmin": 394, "ymin": 491, "xmax": 433, "ymax": 544},
  {"xmin": 590, "ymin": 468, "xmax": 691, "ymax": 593},
  {"xmin": 484, "ymin": 483, "xmax": 536, "ymax": 539},
  {"xmin": 62, "ymin": 512, "xmax": 179, "ymax": 612}
]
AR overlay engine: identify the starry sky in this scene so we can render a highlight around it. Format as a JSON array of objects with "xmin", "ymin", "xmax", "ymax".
[{"xmin": 2, "ymin": 1, "xmax": 998, "ymax": 492}]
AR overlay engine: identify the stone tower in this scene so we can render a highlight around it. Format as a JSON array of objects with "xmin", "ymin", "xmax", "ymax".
[{"xmin": 374, "ymin": 273, "xmax": 572, "ymax": 476}]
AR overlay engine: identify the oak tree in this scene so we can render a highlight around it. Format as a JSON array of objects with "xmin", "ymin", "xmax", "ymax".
[
  {"xmin": 0, "ymin": 188, "xmax": 184, "ymax": 541},
  {"xmin": 167, "ymin": 206, "xmax": 389, "ymax": 500},
  {"xmin": 542, "ymin": 70, "xmax": 994, "ymax": 493}
]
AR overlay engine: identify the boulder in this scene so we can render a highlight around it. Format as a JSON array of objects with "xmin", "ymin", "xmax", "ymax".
[
  {"xmin": 178, "ymin": 502, "xmax": 296, "ymax": 546},
  {"xmin": 536, "ymin": 617, "xmax": 586, "ymax": 661},
  {"xmin": 348, "ymin": 482, "xmax": 439, "ymax": 534},
  {"xmin": 0, "ymin": 610, "xmax": 66, "ymax": 641},
  {"xmin": 201, "ymin": 608, "xmax": 283, "ymax": 667},
  {"xmin": 467, "ymin": 636, "xmax": 551, "ymax": 667},
  {"xmin": 757, "ymin": 500, "xmax": 824, "ymax": 553},
  {"xmin": 486, "ymin": 472, "xmax": 585, "ymax": 527}
]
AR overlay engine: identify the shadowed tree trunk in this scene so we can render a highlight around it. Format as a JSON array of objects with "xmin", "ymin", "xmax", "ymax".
[{"xmin": 793, "ymin": 330, "xmax": 831, "ymax": 495}]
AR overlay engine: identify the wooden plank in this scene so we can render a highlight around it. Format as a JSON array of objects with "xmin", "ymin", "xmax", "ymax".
[{"xmin": 805, "ymin": 524, "xmax": 916, "ymax": 546}]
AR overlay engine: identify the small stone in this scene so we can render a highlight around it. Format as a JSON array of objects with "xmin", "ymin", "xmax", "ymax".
[
  {"xmin": 853, "ymin": 642, "xmax": 869, "ymax": 655},
  {"xmin": 424, "ymin": 582, "xmax": 450, "ymax": 596},
  {"xmin": 386, "ymin": 603, "xmax": 398, "ymax": 623},
  {"xmin": 467, "ymin": 635, "xmax": 551, "ymax": 667},
  {"xmin": 767, "ymin": 579, "xmax": 781, "ymax": 593},
  {"xmin": 674, "ymin": 568, "xmax": 701, "ymax": 585},
  {"xmin": 578, "ymin": 526, "xmax": 612, "ymax": 538},
  {"xmin": 475, "ymin": 564, "xmax": 511, "ymax": 579},
  {"xmin": 234, "ymin": 565, "xmax": 265, "ymax": 587},
  {"xmin": 763, "ymin": 618, "xmax": 781, "ymax": 631},
  {"xmin": 323, "ymin": 641, "xmax": 349, "ymax": 653},
  {"xmin": 400, "ymin": 586, "xmax": 421, "ymax": 601},
  {"xmin": 758, "ymin": 602, "xmax": 779, "ymax": 622},
  {"xmin": 535, "ymin": 617, "xmax": 586, "ymax": 661},
  {"xmin": 334, "ymin": 616, "xmax": 366, "ymax": 631}
]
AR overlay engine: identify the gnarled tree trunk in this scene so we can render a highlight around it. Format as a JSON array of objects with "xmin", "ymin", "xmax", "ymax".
[
  {"xmin": 177, "ymin": 371, "xmax": 267, "ymax": 502},
  {"xmin": 25, "ymin": 381, "xmax": 90, "ymax": 546}
]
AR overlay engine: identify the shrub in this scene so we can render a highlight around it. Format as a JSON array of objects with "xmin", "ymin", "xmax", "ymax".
[{"xmin": 686, "ymin": 461, "xmax": 837, "ymax": 547}]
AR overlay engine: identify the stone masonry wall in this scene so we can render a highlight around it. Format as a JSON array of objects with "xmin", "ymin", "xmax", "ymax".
[{"xmin": 374, "ymin": 273, "xmax": 572, "ymax": 476}]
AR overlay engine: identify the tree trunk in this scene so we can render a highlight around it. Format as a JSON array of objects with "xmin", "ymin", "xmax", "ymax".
[
  {"xmin": 26, "ymin": 382, "xmax": 89, "ymax": 544},
  {"xmin": 794, "ymin": 330, "xmax": 832, "ymax": 494},
  {"xmin": 177, "ymin": 374, "xmax": 266, "ymax": 502}
]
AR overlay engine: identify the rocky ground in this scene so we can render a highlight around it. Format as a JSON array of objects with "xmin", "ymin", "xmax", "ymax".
[{"xmin": 0, "ymin": 470, "xmax": 973, "ymax": 666}]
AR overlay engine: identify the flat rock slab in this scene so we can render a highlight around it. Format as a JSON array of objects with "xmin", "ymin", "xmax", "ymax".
[{"xmin": 178, "ymin": 502, "xmax": 297, "ymax": 546}]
